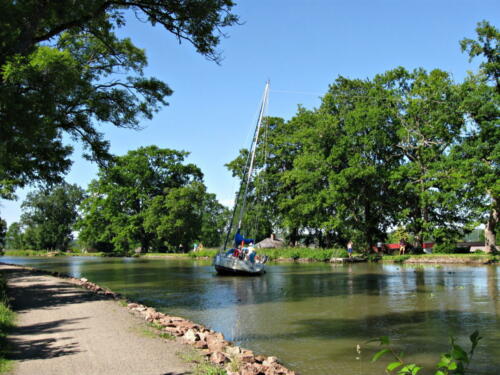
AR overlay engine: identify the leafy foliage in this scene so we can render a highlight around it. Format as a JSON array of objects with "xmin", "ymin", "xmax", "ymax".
[
  {"xmin": 18, "ymin": 183, "xmax": 85, "ymax": 251},
  {"xmin": 368, "ymin": 331, "xmax": 482, "ymax": 375},
  {"xmin": 77, "ymin": 146, "xmax": 226, "ymax": 253},
  {"xmin": 0, "ymin": 0, "xmax": 238, "ymax": 198},
  {"xmin": 225, "ymin": 21, "xmax": 498, "ymax": 251},
  {"xmin": 4, "ymin": 222, "xmax": 24, "ymax": 250},
  {"xmin": 0, "ymin": 219, "xmax": 6, "ymax": 250},
  {"xmin": 454, "ymin": 21, "xmax": 499, "ymax": 252},
  {"xmin": 0, "ymin": 274, "xmax": 15, "ymax": 372}
]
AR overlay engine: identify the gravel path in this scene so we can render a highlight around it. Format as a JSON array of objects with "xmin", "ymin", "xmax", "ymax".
[{"xmin": 1, "ymin": 264, "xmax": 194, "ymax": 375}]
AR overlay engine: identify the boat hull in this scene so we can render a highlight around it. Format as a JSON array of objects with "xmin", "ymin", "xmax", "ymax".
[{"xmin": 213, "ymin": 253, "xmax": 265, "ymax": 276}]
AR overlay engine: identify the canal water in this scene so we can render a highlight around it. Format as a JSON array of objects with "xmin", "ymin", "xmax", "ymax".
[{"xmin": 2, "ymin": 256, "xmax": 499, "ymax": 375}]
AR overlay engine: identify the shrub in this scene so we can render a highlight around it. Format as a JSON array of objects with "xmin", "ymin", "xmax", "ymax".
[
  {"xmin": 408, "ymin": 246, "xmax": 424, "ymax": 255},
  {"xmin": 187, "ymin": 249, "xmax": 218, "ymax": 258},
  {"xmin": 433, "ymin": 242, "xmax": 457, "ymax": 254},
  {"xmin": 0, "ymin": 275, "xmax": 15, "ymax": 372}
]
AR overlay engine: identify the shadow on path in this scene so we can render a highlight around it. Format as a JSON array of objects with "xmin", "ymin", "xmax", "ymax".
[
  {"xmin": 4, "ymin": 268, "xmax": 108, "ymax": 312},
  {"xmin": 1, "ymin": 267, "xmax": 98, "ymax": 361}
]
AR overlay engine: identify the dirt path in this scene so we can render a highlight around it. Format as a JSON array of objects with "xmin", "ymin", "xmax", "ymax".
[{"xmin": 1, "ymin": 264, "xmax": 194, "ymax": 375}]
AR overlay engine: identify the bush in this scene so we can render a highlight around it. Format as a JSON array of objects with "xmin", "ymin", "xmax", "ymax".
[
  {"xmin": 186, "ymin": 247, "xmax": 348, "ymax": 261},
  {"xmin": 0, "ymin": 275, "xmax": 15, "ymax": 372},
  {"xmin": 433, "ymin": 242, "xmax": 458, "ymax": 254},
  {"xmin": 257, "ymin": 247, "xmax": 346, "ymax": 261},
  {"xmin": 187, "ymin": 249, "xmax": 218, "ymax": 258},
  {"xmin": 408, "ymin": 246, "xmax": 424, "ymax": 255}
]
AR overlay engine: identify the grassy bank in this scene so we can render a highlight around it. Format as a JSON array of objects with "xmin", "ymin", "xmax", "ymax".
[
  {"xmin": 0, "ymin": 274, "xmax": 14, "ymax": 373},
  {"xmin": 142, "ymin": 252, "xmax": 192, "ymax": 258},
  {"xmin": 185, "ymin": 247, "xmax": 349, "ymax": 261},
  {"xmin": 2, "ymin": 250, "xmax": 104, "ymax": 257},
  {"xmin": 382, "ymin": 253, "xmax": 498, "ymax": 264}
]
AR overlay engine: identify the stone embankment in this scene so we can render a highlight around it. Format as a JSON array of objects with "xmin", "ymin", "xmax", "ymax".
[
  {"xmin": 126, "ymin": 302, "xmax": 294, "ymax": 375},
  {"xmin": 1, "ymin": 263, "xmax": 295, "ymax": 375}
]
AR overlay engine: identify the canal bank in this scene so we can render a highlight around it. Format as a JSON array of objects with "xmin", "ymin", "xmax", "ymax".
[
  {"xmin": 1, "ymin": 256, "xmax": 499, "ymax": 375},
  {"xmin": 4, "ymin": 249, "xmax": 498, "ymax": 265},
  {"xmin": 0, "ymin": 263, "xmax": 295, "ymax": 375}
]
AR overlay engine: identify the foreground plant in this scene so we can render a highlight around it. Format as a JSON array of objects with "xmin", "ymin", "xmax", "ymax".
[
  {"xmin": 0, "ymin": 275, "xmax": 15, "ymax": 372},
  {"xmin": 368, "ymin": 331, "xmax": 482, "ymax": 375}
]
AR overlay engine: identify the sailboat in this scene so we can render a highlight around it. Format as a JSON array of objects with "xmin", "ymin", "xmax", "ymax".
[{"xmin": 213, "ymin": 81, "xmax": 270, "ymax": 276}]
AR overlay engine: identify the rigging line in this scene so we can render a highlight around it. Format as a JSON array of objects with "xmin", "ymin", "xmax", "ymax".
[
  {"xmin": 221, "ymin": 119, "xmax": 257, "ymax": 252},
  {"xmin": 238, "ymin": 81, "xmax": 270, "ymax": 230},
  {"xmin": 221, "ymin": 83, "xmax": 269, "ymax": 251}
]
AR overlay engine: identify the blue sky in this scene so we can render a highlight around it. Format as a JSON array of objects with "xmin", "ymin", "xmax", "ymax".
[{"xmin": 1, "ymin": 0, "xmax": 499, "ymax": 225}]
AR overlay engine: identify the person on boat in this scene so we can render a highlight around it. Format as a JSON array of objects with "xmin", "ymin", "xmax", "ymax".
[
  {"xmin": 234, "ymin": 229, "xmax": 254, "ymax": 247},
  {"xmin": 247, "ymin": 242, "xmax": 256, "ymax": 263},
  {"xmin": 233, "ymin": 247, "xmax": 240, "ymax": 258},
  {"xmin": 225, "ymin": 248, "xmax": 235, "ymax": 256}
]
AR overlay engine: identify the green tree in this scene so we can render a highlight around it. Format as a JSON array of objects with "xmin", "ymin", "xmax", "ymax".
[
  {"xmin": 226, "ymin": 117, "xmax": 290, "ymax": 244},
  {"xmin": 378, "ymin": 67, "xmax": 468, "ymax": 247},
  {"xmin": 461, "ymin": 20, "xmax": 499, "ymax": 91},
  {"xmin": 0, "ymin": 0, "xmax": 238, "ymax": 198},
  {"xmin": 77, "ymin": 146, "xmax": 204, "ymax": 253},
  {"xmin": 200, "ymin": 193, "xmax": 230, "ymax": 248},
  {"xmin": 20, "ymin": 183, "xmax": 85, "ymax": 250},
  {"xmin": 5, "ymin": 222, "xmax": 25, "ymax": 250},
  {"xmin": 312, "ymin": 76, "xmax": 402, "ymax": 248},
  {"xmin": 0, "ymin": 218, "xmax": 6, "ymax": 250},
  {"xmin": 144, "ymin": 181, "xmax": 207, "ymax": 251},
  {"xmin": 456, "ymin": 20, "xmax": 500, "ymax": 252}
]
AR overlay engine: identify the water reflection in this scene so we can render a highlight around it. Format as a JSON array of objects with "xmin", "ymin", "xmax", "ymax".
[{"xmin": 2, "ymin": 256, "xmax": 499, "ymax": 375}]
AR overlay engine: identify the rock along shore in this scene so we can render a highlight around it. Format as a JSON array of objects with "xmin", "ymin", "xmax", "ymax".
[{"xmin": 0, "ymin": 262, "xmax": 295, "ymax": 375}]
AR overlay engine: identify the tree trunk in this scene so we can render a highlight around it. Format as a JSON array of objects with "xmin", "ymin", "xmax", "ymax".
[
  {"xmin": 288, "ymin": 227, "xmax": 299, "ymax": 247},
  {"xmin": 484, "ymin": 197, "xmax": 498, "ymax": 253}
]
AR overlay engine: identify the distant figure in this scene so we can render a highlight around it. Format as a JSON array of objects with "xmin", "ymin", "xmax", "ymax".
[
  {"xmin": 193, "ymin": 242, "xmax": 198, "ymax": 252},
  {"xmin": 399, "ymin": 239, "xmax": 406, "ymax": 255},
  {"xmin": 247, "ymin": 242, "xmax": 256, "ymax": 263},
  {"xmin": 198, "ymin": 242, "xmax": 204, "ymax": 251},
  {"xmin": 376, "ymin": 241, "xmax": 383, "ymax": 254},
  {"xmin": 347, "ymin": 240, "xmax": 353, "ymax": 258}
]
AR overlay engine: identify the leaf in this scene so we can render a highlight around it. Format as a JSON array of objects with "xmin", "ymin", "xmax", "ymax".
[
  {"xmin": 411, "ymin": 365, "xmax": 422, "ymax": 375},
  {"xmin": 366, "ymin": 336, "xmax": 390, "ymax": 345},
  {"xmin": 437, "ymin": 354, "xmax": 451, "ymax": 368},
  {"xmin": 469, "ymin": 330, "xmax": 481, "ymax": 344},
  {"xmin": 451, "ymin": 345, "xmax": 468, "ymax": 362},
  {"xmin": 380, "ymin": 336, "xmax": 390, "ymax": 345},
  {"xmin": 435, "ymin": 371, "xmax": 446, "ymax": 375},
  {"xmin": 372, "ymin": 348, "xmax": 390, "ymax": 362},
  {"xmin": 469, "ymin": 330, "xmax": 482, "ymax": 353},
  {"xmin": 387, "ymin": 361, "xmax": 403, "ymax": 372}
]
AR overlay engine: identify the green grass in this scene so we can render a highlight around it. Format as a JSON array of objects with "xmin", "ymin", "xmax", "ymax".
[
  {"xmin": 2, "ymin": 249, "xmax": 104, "ymax": 257},
  {"xmin": 185, "ymin": 247, "xmax": 348, "ymax": 261},
  {"xmin": 187, "ymin": 249, "xmax": 219, "ymax": 258},
  {"xmin": 0, "ymin": 274, "xmax": 15, "ymax": 373},
  {"xmin": 143, "ymin": 321, "xmax": 175, "ymax": 340},
  {"xmin": 177, "ymin": 349, "xmax": 226, "ymax": 375},
  {"xmin": 142, "ymin": 252, "xmax": 191, "ymax": 257},
  {"xmin": 257, "ymin": 247, "xmax": 348, "ymax": 261},
  {"xmin": 382, "ymin": 253, "xmax": 498, "ymax": 263}
]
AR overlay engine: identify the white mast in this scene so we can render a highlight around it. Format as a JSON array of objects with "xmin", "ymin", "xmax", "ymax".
[{"xmin": 237, "ymin": 81, "xmax": 270, "ymax": 229}]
